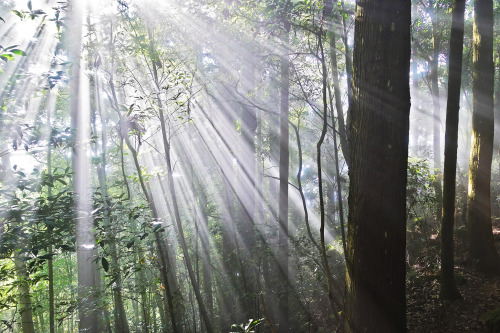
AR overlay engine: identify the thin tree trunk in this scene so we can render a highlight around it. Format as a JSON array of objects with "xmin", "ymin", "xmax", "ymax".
[
  {"xmin": 107, "ymin": 26, "xmax": 181, "ymax": 331},
  {"xmin": 155, "ymin": 94, "xmax": 213, "ymax": 332},
  {"xmin": 93, "ymin": 62, "xmax": 130, "ymax": 332},
  {"xmin": 430, "ymin": 18, "xmax": 443, "ymax": 219},
  {"xmin": 121, "ymin": 125, "xmax": 180, "ymax": 332},
  {"xmin": 329, "ymin": 13, "xmax": 350, "ymax": 167},
  {"xmin": 440, "ymin": 0, "xmax": 465, "ymax": 300},
  {"xmin": 411, "ymin": 61, "xmax": 420, "ymax": 157},
  {"xmin": 221, "ymin": 173, "xmax": 238, "ymax": 331},
  {"xmin": 326, "ymin": 84, "xmax": 347, "ymax": 256},
  {"xmin": 276, "ymin": 22, "xmax": 290, "ymax": 333},
  {"xmin": 46, "ymin": 89, "xmax": 56, "ymax": 333},
  {"xmin": 317, "ymin": 28, "xmax": 341, "ymax": 318}
]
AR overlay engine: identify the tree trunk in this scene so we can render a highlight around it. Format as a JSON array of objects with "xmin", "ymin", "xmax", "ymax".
[
  {"xmin": 46, "ymin": 88, "xmax": 56, "ymax": 333},
  {"xmin": 467, "ymin": 0, "xmax": 500, "ymax": 274},
  {"xmin": 15, "ymin": 252, "xmax": 35, "ymax": 333},
  {"xmin": 121, "ymin": 126, "xmax": 181, "ymax": 333},
  {"xmin": 440, "ymin": 0, "xmax": 465, "ymax": 300},
  {"xmin": 344, "ymin": 0, "xmax": 411, "ymax": 331},
  {"xmin": 68, "ymin": 0, "xmax": 99, "ymax": 330},
  {"xmin": 318, "ymin": 28, "xmax": 341, "ymax": 321},
  {"xmin": 411, "ymin": 61, "xmax": 420, "ymax": 157},
  {"xmin": 276, "ymin": 22, "xmax": 290, "ymax": 333},
  {"xmin": 430, "ymin": 17, "xmax": 443, "ymax": 219},
  {"xmin": 107, "ymin": 27, "xmax": 182, "ymax": 331},
  {"xmin": 157, "ymin": 104, "xmax": 214, "ymax": 332},
  {"xmin": 329, "ymin": 13, "xmax": 350, "ymax": 167}
]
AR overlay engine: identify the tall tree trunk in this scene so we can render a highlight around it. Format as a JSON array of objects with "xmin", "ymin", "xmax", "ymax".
[
  {"xmin": 344, "ymin": 0, "xmax": 411, "ymax": 331},
  {"xmin": 467, "ymin": 0, "xmax": 500, "ymax": 274},
  {"xmin": 68, "ymin": 1, "xmax": 99, "ymax": 330},
  {"xmin": 46, "ymin": 88, "xmax": 56, "ymax": 333},
  {"xmin": 430, "ymin": 17, "xmax": 443, "ymax": 219},
  {"xmin": 411, "ymin": 61, "xmax": 420, "ymax": 157},
  {"xmin": 318, "ymin": 28, "xmax": 341, "ymax": 320},
  {"xmin": 276, "ymin": 22, "xmax": 290, "ymax": 333},
  {"xmin": 440, "ymin": 0, "xmax": 465, "ymax": 300}
]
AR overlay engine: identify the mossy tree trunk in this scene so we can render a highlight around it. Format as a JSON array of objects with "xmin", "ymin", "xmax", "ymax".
[{"xmin": 467, "ymin": 0, "xmax": 500, "ymax": 275}]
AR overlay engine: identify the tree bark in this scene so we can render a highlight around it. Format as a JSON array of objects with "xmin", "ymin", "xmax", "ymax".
[
  {"xmin": 440, "ymin": 0, "xmax": 465, "ymax": 300},
  {"xmin": 467, "ymin": 0, "xmax": 500, "ymax": 274},
  {"xmin": 344, "ymin": 0, "xmax": 411, "ymax": 331}
]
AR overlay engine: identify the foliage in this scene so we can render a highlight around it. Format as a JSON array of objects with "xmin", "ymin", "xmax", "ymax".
[
  {"xmin": 407, "ymin": 158, "xmax": 438, "ymax": 230},
  {"xmin": 230, "ymin": 318, "xmax": 265, "ymax": 332},
  {"xmin": 480, "ymin": 308, "xmax": 500, "ymax": 333}
]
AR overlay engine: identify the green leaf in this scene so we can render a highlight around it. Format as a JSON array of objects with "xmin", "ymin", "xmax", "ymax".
[
  {"xmin": 101, "ymin": 257, "xmax": 109, "ymax": 272},
  {"xmin": 12, "ymin": 10, "xmax": 24, "ymax": 19},
  {"xmin": 38, "ymin": 254, "xmax": 53, "ymax": 260},
  {"xmin": 27, "ymin": 1, "xmax": 32, "ymax": 11},
  {"xmin": 11, "ymin": 49, "xmax": 26, "ymax": 56},
  {"xmin": 4, "ymin": 45, "xmax": 20, "ymax": 51},
  {"xmin": 0, "ymin": 54, "xmax": 14, "ymax": 60}
]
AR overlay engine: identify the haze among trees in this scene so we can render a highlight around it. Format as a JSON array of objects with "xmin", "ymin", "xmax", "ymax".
[{"xmin": 1, "ymin": 0, "xmax": 500, "ymax": 332}]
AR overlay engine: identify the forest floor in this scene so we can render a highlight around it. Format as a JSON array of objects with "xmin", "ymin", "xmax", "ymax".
[{"xmin": 407, "ymin": 220, "xmax": 500, "ymax": 332}]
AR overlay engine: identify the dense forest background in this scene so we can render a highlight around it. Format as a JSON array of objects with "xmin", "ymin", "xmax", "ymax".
[{"xmin": 0, "ymin": 0, "xmax": 499, "ymax": 332}]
